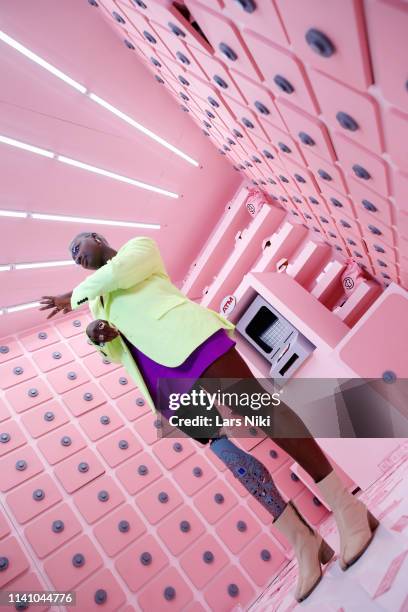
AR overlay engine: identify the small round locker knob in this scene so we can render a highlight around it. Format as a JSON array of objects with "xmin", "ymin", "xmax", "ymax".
[
  {"xmin": 219, "ymin": 42, "xmax": 238, "ymax": 61},
  {"xmin": 318, "ymin": 169, "xmax": 332, "ymax": 181},
  {"xmin": 263, "ymin": 148, "xmax": 274, "ymax": 159},
  {"xmin": 294, "ymin": 173, "xmax": 305, "ymax": 183},
  {"xmin": 336, "ymin": 112, "xmax": 359, "ymax": 131},
  {"xmin": 176, "ymin": 51, "xmax": 190, "ymax": 65},
  {"xmin": 0, "ymin": 345, "xmax": 9, "ymax": 353},
  {"xmin": 13, "ymin": 366, "xmax": 24, "ymax": 375},
  {"xmin": 173, "ymin": 442, "xmax": 183, "ymax": 452},
  {"xmin": 368, "ymin": 224, "xmax": 382, "ymax": 235},
  {"xmin": 205, "ymin": 109, "xmax": 215, "ymax": 119},
  {"xmin": 383, "ymin": 370, "xmax": 396, "ymax": 384},
  {"xmin": 178, "ymin": 75, "xmax": 189, "ymax": 86},
  {"xmin": 352, "ymin": 164, "xmax": 371, "ymax": 180},
  {"xmin": 0, "ymin": 557, "xmax": 9, "ymax": 571},
  {"xmin": 155, "ymin": 75, "xmax": 164, "ymax": 84},
  {"xmin": 242, "ymin": 117, "xmax": 254, "ymax": 129},
  {"xmin": 164, "ymin": 587, "xmax": 176, "ymax": 601},
  {"xmin": 273, "ymin": 75, "xmax": 294, "ymax": 94},
  {"xmin": 98, "ymin": 490, "xmax": 109, "ymax": 502},
  {"xmin": 305, "ymin": 29, "xmax": 335, "ymax": 57},
  {"xmin": 235, "ymin": 0, "xmax": 256, "ymax": 13},
  {"xmin": 88, "ymin": 0, "xmax": 99, "ymax": 6},
  {"xmin": 112, "ymin": 11, "xmax": 125, "ymax": 24},
  {"xmin": 228, "ymin": 584, "xmax": 239, "ymax": 597},
  {"xmin": 278, "ymin": 142, "xmax": 291, "ymax": 153},
  {"xmin": 347, "ymin": 238, "xmax": 356, "ymax": 245},
  {"xmin": 78, "ymin": 462, "xmax": 89, "ymax": 472},
  {"xmin": 374, "ymin": 244, "xmax": 385, "ymax": 253},
  {"xmin": 83, "ymin": 392, "xmax": 93, "ymax": 401},
  {"xmin": 28, "ymin": 388, "xmax": 39, "ymax": 397},
  {"xmin": 143, "ymin": 30, "xmax": 157, "ymax": 44},
  {"xmin": 208, "ymin": 96, "xmax": 219, "ymax": 108},
  {"xmin": 168, "ymin": 22, "xmax": 185, "ymax": 37},
  {"xmin": 61, "ymin": 436, "xmax": 72, "ymax": 446},
  {"xmin": 135, "ymin": 397, "xmax": 145, "ymax": 406},
  {"xmin": 94, "ymin": 590, "xmax": 107, "ymax": 605},
  {"xmin": 270, "ymin": 449, "xmax": 278, "ymax": 458},
  {"xmin": 193, "ymin": 466, "xmax": 203, "ymax": 477},
  {"xmin": 330, "ymin": 197, "xmax": 343, "ymax": 208},
  {"xmin": 33, "ymin": 489, "xmax": 45, "ymax": 501},
  {"xmin": 203, "ymin": 551, "xmax": 214, "ymax": 563},
  {"xmin": 298, "ymin": 131, "xmax": 315, "ymax": 146},
  {"xmin": 52, "ymin": 520, "xmax": 65, "ymax": 533},
  {"xmin": 118, "ymin": 520, "xmax": 130, "ymax": 532},
  {"xmin": 38, "ymin": 331, "xmax": 47, "ymax": 339},
  {"xmin": 72, "ymin": 553, "xmax": 85, "ymax": 567},
  {"xmin": 254, "ymin": 100, "xmax": 270, "ymax": 115},
  {"xmin": 150, "ymin": 57, "xmax": 161, "ymax": 67},
  {"xmin": 362, "ymin": 199, "xmax": 377, "ymax": 212},
  {"xmin": 261, "ymin": 549, "xmax": 271, "ymax": 561},
  {"xmin": 340, "ymin": 219, "xmax": 351, "ymax": 228},
  {"xmin": 140, "ymin": 552, "xmax": 152, "ymax": 565},
  {"xmin": 52, "ymin": 351, "xmax": 62, "ymax": 359},
  {"xmin": 73, "ymin": 319, "xmax": 81, "ymax": 327},
  {"xmin": 213, "ymin": 74, "xmax": 228, "ymax": 89},
  {"xmin": 67, "ymin": 371, "xmax": 77, "ymax": 380},
  {"xmin": 180, "ymin": 520, "xmax": 190, "ymax": 532},
  {"xmin": 158, "ymin": 491, "xmax": 169, "ymax": 503},
  {"xmin": 119, "ymin": 377, "xmax": 128, "ymax": 385},
  {"xmin": 124, "ymin": 39, "xmax": 135, "ymax": 50},
  {"xmin": 133, "ymin": 0, "xmax": 147, "ymax": 8},
  {"xmin": 237, "ymin": 520, "xmax": 247, "ymax": 532},
  {"xmin": 118, "ymin": 439, "xmax": 129, "ymax": 449},
  {"xmin": 313, "ymin": 496, "xmax": 322, "ymax": 506},
  {"xmin": 44, "ymin": 411, "xmax": 55, "ymax": 422},
  {"xmin": 15, "ymin": 460, "xmax": 27, "ymax": 471},
  {"xmin": 138, "ymin": 464, "xmax": 148, "ymax": 475},
  {"xmin": 100, "ymin": 415, "xmax": 110, "ymax": 425},
  {"xmin": 214, "ymin": 493, "xmax": 224, "ymax": 504}
]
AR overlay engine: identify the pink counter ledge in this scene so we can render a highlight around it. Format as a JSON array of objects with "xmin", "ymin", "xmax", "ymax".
[
  {"xmin": 200, "ymin": 205, "xmax": 286, "ymax": 310},
  {"xmin": 182, "ymin": 185, "xmax": 248, "ymax": 299}
]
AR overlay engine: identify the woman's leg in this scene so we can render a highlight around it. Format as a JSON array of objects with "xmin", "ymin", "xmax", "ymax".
[{"xmin": 199, "ymin": 346, "xmax": 334, "ymax": 484}]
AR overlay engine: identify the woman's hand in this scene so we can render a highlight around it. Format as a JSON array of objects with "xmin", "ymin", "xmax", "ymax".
[
  {"xmin": 39, "ymin": 292, "xmax": 73, "ymax": 319},
  {"xmin": 86, "ymin": 320, "xmax": 120, "ymax": 346}
]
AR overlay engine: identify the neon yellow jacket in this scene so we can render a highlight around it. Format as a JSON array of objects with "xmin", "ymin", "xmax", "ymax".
[{"xmin": 71, "ymin": 236, "xmax": 236, "ymax": 414}]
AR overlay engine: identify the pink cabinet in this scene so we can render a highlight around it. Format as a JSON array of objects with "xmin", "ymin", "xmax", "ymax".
[
  {"xmin": 0, "ymin": 445, "xmax": 43, "ymax": 492},
  {"xmin": 93, "ymin": 503, "xmax": 146, "ymax": 557},
  {"xmin": 75, "ymin": 568, "xmax": 126, "ymax": 611},
  {"xmin": 0, "ymin": 536, "xmax": 30, "ymax": 588},
  {"xmin": 6, "ymin": 473, "xmax": 62, "ymax": 524},
  {"xmin": 180, "ymin": 533, "xmax": 229, "ymax": 588},
  {"xmin": 5, "ymin": 378, "xmax": 53, "ymax": 414},
  {"xmin": 43, "ymin": 534, "xmax": 103, "ymax": 591},
  {"xmin": 277, "ymin": 0, "xmax": 372, "ymax": 90},
  {"xmin": 24, "ymin": 503, "xmax": 82, "ymax": 559},
  {"xmin": 73, "ymin": 474, "xmax": 125, "ymax": 524},
  {"xmin": 308, "ymin": 69, "xmax": 383, "ymax": 154},
  {"xmin": 157, "ymin": 505, "xmax": 206, "ymax": 555},
  {"xmin": 137, "ymin": 566, "xmax": 193, "ymax": 611},
  {"xmin": 114, "ymin": 534, "xmax": 169, "ymax": 592}
]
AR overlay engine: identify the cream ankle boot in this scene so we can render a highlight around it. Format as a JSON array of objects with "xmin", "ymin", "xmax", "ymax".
[
  {"xmin": 273, "ymin": 501, "xmax": 335, "ymax": 602},
  {"xmin": 316, "ymin": 469, "xmax": 380, "ymax": 570}
]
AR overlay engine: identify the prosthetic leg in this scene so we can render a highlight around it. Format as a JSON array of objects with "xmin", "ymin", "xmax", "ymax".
[{"xmin": 210, "ymin": 436, "xmax": 334, "ymax": 602}]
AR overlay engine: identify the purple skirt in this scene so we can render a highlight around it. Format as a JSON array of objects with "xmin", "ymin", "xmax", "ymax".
[{"xmin": 123, "ymin": 328, "xmax": 236, "ymax": 421}]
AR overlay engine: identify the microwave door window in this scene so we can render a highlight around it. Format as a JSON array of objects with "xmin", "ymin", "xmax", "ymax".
[{"xmin": 245, "ymin": 306, "xmax": 278, "ymax": 353}]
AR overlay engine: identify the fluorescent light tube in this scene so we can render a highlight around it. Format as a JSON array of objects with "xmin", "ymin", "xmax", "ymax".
[
  {"xmin": 6, "ymin": 301, "xmax": 41, "ymax": 313},
  {"xmin": 89, "ymin": 93, "xmax": 199, "ymax": 167},
  {"xmin": 0, "ymin": 265, "xmax": 11, "ymax": 272},
  {"xmin": 31, "ymin": 212, "xmax": 160, "ymax": 229},
  {"xmin": 0, "ymin": 134, "xmax": 54, "ymax": 158},
  {"xmin": 57, "ymin": 155, "xmax": 178, "ymax": 198},
  {"xmin": 14, "ymin": 260, "xmax": 75, "ymax": 270},
  {"xmin": 0, "ymin": 30, "xmax": 86, "ymax": 93},
  {"xmin": 0, "ymin": 209, "xmax": 28, "ymax": 218}
]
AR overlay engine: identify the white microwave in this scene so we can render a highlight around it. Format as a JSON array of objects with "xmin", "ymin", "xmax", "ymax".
[{"xmin": 235, "ymin": 294, "xmax": 316, "ymax": 379}]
